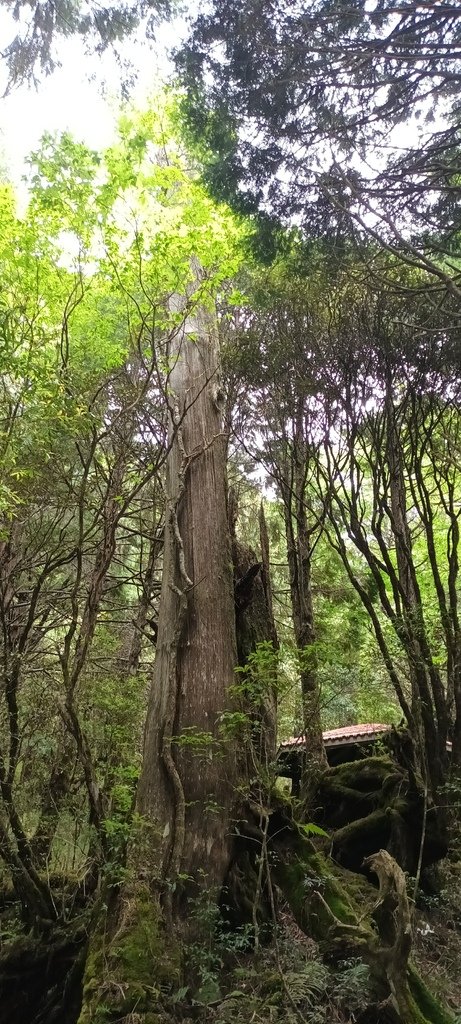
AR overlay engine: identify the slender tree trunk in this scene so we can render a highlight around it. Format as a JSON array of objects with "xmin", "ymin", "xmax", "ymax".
[
  {"xmin": 30, "ymin": 739, "xmax": 75, "ymax": 869},
  {"xmin": 282, "ymin": 427, "xmax": 327, "ymax": 796},
  {"xmin": 385, "ymin": 391, "xmax": 446, "ymax": 793},
  {"xmin": 258, "ymin": 501, "xmax": 278, "ymax": 761},
  {"xmin": 125, "ymin": 521, "xmax": 162, "ymax": 675},
  {"xmin": 229, "ymin": 491, "xmax": 278, "ymax": 769}
]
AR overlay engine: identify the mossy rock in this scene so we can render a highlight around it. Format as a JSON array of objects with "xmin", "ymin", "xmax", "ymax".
[
  {"xmin": 273, "ymin": 832, "xmax": 366, "ymax": 948},
  {"xmin": 77, "ymin": 887, "xmax": 180, "ymax": 1024}
]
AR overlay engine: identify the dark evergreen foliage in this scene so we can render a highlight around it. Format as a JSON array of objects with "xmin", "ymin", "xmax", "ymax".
[
  {"xmin": 177, "ymin": 1, "xmax": 461, "ymax": 271},
  {"xmin": 1, "ymin": 0, "xmax": 172, "ymax": 88}
]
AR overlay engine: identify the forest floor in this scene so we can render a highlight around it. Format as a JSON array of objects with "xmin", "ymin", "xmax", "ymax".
[
  {"xmin": 1, "ymin": 858, "xmax": 461, "ymax": 1023},
  {"xmin": 182, "ymin": 851, "xmax": 461, "ymax": 1024},
  {"xmin": 412, "ymin": 862, "xmax": 461, "ymax": 1017}
]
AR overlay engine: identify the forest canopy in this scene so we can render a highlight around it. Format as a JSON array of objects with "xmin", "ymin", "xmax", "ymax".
[{"xmin": 177, "ymin": 0, "xmax": 461, "ymax": 279}]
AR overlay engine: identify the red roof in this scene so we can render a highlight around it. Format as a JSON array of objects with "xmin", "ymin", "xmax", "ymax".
[{"xmin": 279, "ymin": 723, "xmax": 391, "ymax": 750}]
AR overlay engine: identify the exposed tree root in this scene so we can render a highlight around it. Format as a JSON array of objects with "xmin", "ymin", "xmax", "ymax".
[
  {"xmin": 272, "ymin": 822, "xmax": 454, "ymax": 1024},
  {"xmin": 0, "ymin": 926, "xmax": 87, "ymax": 1024}
]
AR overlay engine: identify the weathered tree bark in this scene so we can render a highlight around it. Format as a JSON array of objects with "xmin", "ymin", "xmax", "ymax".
[
  {"xmin": 259, "ymin": 501, "xmax": 278, "ymax": 655},
  {"xmin": 257, "ymin": 501, "xmax": 278, "ymax": 763},
  {"xmin": 363, "ymin": 851, "xmax": 414, "ymax": 1022},
  {"xmin": 274, "ymin": 826, "xmax": 454, "ymax": 1024},
  {"xmin": 77, "ymin": 284, "xmax": 239, "ymax": 1022},
  {"xmin": 137, "ymin": 296, "xmax": 237, "ymax": 899},
  {"xmin": 229, "ymin": 490, "xmax": 278, "ymax": 769}
]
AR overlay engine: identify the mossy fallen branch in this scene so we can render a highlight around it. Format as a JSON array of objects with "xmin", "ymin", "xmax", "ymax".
[{"xmin": 273, "ymin": 827, "xmax": 454, "ymax": 1024}]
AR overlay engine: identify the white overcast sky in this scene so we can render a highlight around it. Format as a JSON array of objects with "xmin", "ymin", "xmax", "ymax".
[{"xmin": 0, "ymin": 14, "xmax": 184, "ymax": 187}]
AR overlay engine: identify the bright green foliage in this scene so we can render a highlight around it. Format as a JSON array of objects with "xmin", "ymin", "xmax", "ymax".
[
  {"xmin": 0, "ymin": 96, "xmax": 245, "ymax": 906},
  {"xmin": 1, "ymin": 95, "xmax": 245, "ymax": 516},
  {"xmin": 224, "ymin": 251, "xmax": 461, "ymax": 773}
]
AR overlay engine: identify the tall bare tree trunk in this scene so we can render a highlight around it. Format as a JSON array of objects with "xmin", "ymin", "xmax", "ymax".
[
  {"xmin": 385, "ymin": 387, "xmax": 447, "ymax": 794},
  {"xmin": 137, "ymin": 296, "xmax": 237, "ymax": 900},
  {"xmin": 229, "ymin": 490, "xmax": 278, "ymax": 769},
  {"xmin": 77, "ymin": 290, "xmax": 239, "ymax": 1024},
  {"xmin": 282, "ymin": 415, "xmax": 327, "ymax": 798}
]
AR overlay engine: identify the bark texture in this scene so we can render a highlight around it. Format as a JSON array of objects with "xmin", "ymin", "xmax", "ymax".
[
  {"xmin": 229, "ymin": 491, "xmax": 278, "ymax": 767},
  {"xmin": 76, "ymin": 290, "xmax": 239, "ymax": 1023},
  {"xmin": 137, "ymin": 297, "xmax": 237, "ymax": 897}
]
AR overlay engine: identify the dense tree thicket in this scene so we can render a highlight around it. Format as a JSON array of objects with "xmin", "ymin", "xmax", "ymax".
[
  {"xmin": 1, "ymin": 3, "xmax": 461, "ymax": 1021},
  {"xmin": 226, "ymin": 256, "xmax": 461, "ymax": 796}
]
